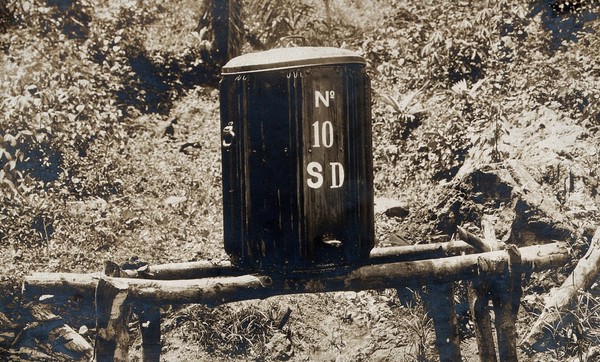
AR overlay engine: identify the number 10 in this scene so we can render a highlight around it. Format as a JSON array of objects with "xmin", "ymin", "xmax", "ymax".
[{"xmin": 312, "ymin": 121, "xmax": 334, "ymax": 148}]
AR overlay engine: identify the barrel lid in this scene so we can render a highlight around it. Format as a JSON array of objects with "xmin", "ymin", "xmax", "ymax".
[{"xmin": 222, "ymin": 47, "xmax": 365, "ymax": 75}]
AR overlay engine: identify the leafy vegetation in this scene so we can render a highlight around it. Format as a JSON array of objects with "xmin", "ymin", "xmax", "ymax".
[{"xmin": 1, "ymin": 0, "xmax": 600, "ymax": 360}]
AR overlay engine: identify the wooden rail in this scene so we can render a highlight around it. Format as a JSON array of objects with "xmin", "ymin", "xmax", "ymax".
[
  {"xmin": 22, "ymin": 242, "xmax": 569, "ymax": 361},
  {"xmin": 23, "ymin": 240, "xmax": 474, "ymax": 298}
]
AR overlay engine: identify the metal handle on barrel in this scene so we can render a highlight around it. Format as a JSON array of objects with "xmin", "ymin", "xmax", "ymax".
[{"xmin": 222, "ymin": 122, "xmax": 235, "ymax": 148}]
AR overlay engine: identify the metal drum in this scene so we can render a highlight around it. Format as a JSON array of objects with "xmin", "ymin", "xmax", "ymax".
[{"xmin": 220, "ymin": 46, "xmax": 374, "ymax": 273}]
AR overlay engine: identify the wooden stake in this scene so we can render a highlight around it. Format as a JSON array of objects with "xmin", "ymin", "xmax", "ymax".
[
  {"xmin": 424, "ymin": 282, "xmax": 462, "ymax": 362},
  {"xmin": 138, "ymin": 305, "xmax": 161, "ymax": 362},
  {"xmin": 481, "ymin": 217, "xmax": 499, "ymax": 250},
  {"xmin": 467, "ymin": 216, "xmax": 500, "ymax": 362},
  {"xmin": 95, "ymin": 278, "xmax": 130, "ymax": 362},
  {"xmin": 490, "ymin": 245, "xmax": 522, "ymax": 362},
  {"xmin": 469, "ymin": 260, "xmax": 497, "ymax": 362},
  {"xmin": 457, "ymin": 226, "xmax": 492, "ymax": 252}
]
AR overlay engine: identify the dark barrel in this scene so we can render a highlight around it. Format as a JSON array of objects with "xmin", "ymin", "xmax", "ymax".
[{"xmin": 220, "ymin": 46, "xmax": 374, "ymax": 274}]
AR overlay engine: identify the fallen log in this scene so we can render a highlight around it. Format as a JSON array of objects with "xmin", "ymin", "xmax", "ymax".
[
  {"xmin": 522, "ymin": 227, "xmax": 600, "ymax": 350},
  {"xmin": 52, "ymin": 324, "xmax": 93, "ymax": 359},
  {"xmin": 11, "ymin": 304, "xmax": 93, "ymax": 360},
  {"xmin": 24, "ymin": 243, "xmax": 569, "ymax": 307}
]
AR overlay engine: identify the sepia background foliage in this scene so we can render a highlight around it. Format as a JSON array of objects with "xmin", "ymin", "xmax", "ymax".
[{"xmin": 1, "ymin": 0, "xmax": 600, "ymax": 360}]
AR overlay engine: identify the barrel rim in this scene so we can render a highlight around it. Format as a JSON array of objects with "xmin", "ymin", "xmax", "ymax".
[{"xmin": 222, "ymin": 46, "xmax": 365, "ymax": 75}]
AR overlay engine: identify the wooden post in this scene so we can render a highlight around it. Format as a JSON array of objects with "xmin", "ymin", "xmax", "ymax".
[
  {"xmin": 462, "ymin": 217, "xmax": 499, "ymax": 362},
  {"xmin": 95, "ymin": 278, "xmax": 131, "ymax": 362},
  {"xmin": 424, "ymin": 282, "xmax": 462, "ymax": 362},
  {"xmin": 139, "ymin": 305, "xmax": 161, "ymax": 362},
  {"xmin": 210, "ymin": 0, "xmax": 242, "ymax": 67},
  {"xmin": 469, "ymin": 258, "xmax": 498, "ymax": 362},
  {"xmin": 490, "ymin": 245, "xmax": 522, "ymax": 362}
]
